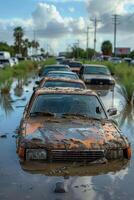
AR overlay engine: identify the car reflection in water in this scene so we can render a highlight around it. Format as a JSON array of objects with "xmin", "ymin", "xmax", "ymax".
[{"xmin": 20, "ymin": 159, "xmax": 129, "ymax": 177}]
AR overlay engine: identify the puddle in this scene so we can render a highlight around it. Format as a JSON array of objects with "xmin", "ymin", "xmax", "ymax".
[{"xmin": 0, "ymin": 78, "xmax": 134, "ymax": 200}]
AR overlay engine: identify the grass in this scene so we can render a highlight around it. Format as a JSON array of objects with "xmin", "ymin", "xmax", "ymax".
[
  {"xmin": 0, "ymin": 60, "xmax": 38, "ymax": 93},
  {"xmin": 0, "ymin": 58, "xmax": 56, "ymax": 94},
  {"xmin": 40, "ymin": 57, "xmax": 56, "ymax": 67},
  {"xmin": 83, "ymin": 60, "xmax": 134, "ymax": 105}
]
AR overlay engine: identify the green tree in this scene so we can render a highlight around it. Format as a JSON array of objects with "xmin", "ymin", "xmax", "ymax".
[
  {"xmin": 101, "ymin": 40, "xmax": 112, "ymax": 55},
  {"xmin": 130, "ymin": 50, "xmax": 134, "ymax": 59},
  {"xmin": 31, "ymin": 40, "xmax": 40, "ymax": 55},
  {"xmin": 22, "ymin": 38, "xmax": 30, "ymax": 57},
  {"xmin": 13, "ymin": 26, "xmax": 24, "ymax": 55},
  {"xmin": 0, "ymin": 42, "xmax": 15, "ymax": 56}
]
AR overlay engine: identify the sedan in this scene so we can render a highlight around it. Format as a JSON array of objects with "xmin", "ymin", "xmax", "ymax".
[
  {"xmin": 17, "ymin": 88, "xmax": 131, "ymax": 162},
  {"xmin": 34, "ymin": 77, "xmax": 86, "ymax": 89},
  {"xmin": 39, "ymin": 64, "xmax": 71, "ymax": 77},
  {"xmin": 79, "ymin": 64, "xmax": 115, "ymax": 85}
]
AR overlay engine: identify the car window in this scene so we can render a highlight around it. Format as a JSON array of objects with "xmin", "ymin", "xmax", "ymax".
[
  {"xmin": 44, "ymin": 81, "xmax": 85, "ymax": 88},
  {"xmin": 84, "ymin": 66, "xmax": 110, "ymax": 75},
  {"xmin": 30, "ymin": 94, "xmax": 106, "ymax": 119}
]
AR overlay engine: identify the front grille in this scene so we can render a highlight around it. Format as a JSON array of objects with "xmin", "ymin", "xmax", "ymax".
[
  {"xmin": 50, "ymin": 150, "xmax": 104, "ymax": 162},
  {"xmin": 90, "ymin": 79, "xmax": 110, "ymax": 85}
]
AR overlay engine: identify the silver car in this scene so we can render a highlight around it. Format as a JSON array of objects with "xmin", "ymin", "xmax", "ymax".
[{"xmin": 79, "ymin": 64, "xmax": 115, "ymax": 85}]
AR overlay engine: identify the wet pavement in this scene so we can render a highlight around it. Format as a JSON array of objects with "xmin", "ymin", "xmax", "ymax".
[{"xmin": 0, "ymin": 77, "xmax": 134, "ymax": 200}]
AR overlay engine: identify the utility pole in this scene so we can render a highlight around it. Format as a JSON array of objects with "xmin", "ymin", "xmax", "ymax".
[
  {"xmin": 33, "ymin": 30, "xmax": 36, "ymax": 55},
  {"xmin": 86, "ymin": 26, "xmax": 89, "ymax": 60},
  {"xmin": 112, "ymin": 14, "xmax": 120, "ymax": 56},
  {"xmin": 91, "ymin": 17, "xmax": 101, "ymax": 55},
  {"xmin": 77, "ymin": 40, "xmax": 79, "ymax": 59}
]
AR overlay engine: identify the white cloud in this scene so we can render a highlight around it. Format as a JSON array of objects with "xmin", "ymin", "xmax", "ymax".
[
  {"xmin": 86, "ymin": 0, "xmax": 134, "ymax": 16},
  {"xmin": 0, "ymin": 1, "xmax": 134, "ymax": 53}
]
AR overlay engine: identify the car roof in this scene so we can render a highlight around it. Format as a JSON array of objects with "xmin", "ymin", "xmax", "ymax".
[
  {"xmin": 44, "ymin": 64, "xmax": 69, "ymax": 68},
  {"xmin": 40, "ymin": 77, "xmax": 85, "ymax": 84},
  {"xmin": 47, "ymin": 71, "xmax": 77, "ymax": 74},
  {"xmin": 34, "ymin": 87, "xmax": 97, "ymax": 96},
  {"xmin": 83, "ymin": 64, "xmax": 108, "ymax": 68}
]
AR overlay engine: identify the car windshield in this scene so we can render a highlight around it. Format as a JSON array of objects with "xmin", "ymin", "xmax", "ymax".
[
  {"xmin": 69, "ymin": 62, "xmax": 82, "ymax": 68},
  {"xmin": 84, "ymin": 66, "xmax": 110, "ymax": 75},
  {"xmin": 47, "ymin": 73, "xmax": 79, "ymax": 79},
  {"xmin": 41, "ymin": 66, "xmax": 70, "ymax": 76},
  {"xmin": 44, "ymin": 81, "xmax": 85, "ymax": 88},
  {"xmin": 30, "ymin": 94, "xmax": 107, "ymax": 119}
]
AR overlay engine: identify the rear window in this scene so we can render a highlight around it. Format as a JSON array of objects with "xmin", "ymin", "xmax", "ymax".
[
  {"xmin": 47, "ymin": 73, "xmax": 79, "ymax": 79},
  {"xmin": 41, "ymin": 66, "xmax": 70, "ymax": 76},
  {"xmin": 69, "ymin": 62, "xmax": 82, "ymax": 68}
]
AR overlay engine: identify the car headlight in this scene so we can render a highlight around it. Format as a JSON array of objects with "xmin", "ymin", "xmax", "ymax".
[{"xmin": 26, "ymin": 149, "xmax": 47, "ymax": 160}]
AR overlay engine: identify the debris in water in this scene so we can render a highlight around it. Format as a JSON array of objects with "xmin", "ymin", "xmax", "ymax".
[{"xmin": 0, "ymin": 134, "xmax": 7, "ymax": 138}]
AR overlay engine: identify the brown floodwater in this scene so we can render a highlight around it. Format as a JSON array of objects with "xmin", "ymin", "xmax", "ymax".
[{"xmin": 0, "ymin": 79, "xmax": 134, "ymax": 200}]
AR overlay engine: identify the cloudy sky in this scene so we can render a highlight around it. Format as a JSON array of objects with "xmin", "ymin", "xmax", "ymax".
[{"xmin": 0, "ymin": 0, "xmax": 134, "ymax": 54}]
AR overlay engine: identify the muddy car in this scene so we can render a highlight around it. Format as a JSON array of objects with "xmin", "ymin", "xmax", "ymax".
[
  {"xmin": 34, "ymin": 77, "xmax": 86, "ymax": 90},
  {"xmin": 68, "ymin": 61, "xmax": 83, "ymax": 74},
  {"xmin": 39, "ymin": 64, "xmax": 71, "ymax": 77},
  {"xmin": 79, "ymin": 64, "xmax": 115, "ymax": 85},
  {"xmin": 17, "ymin": 88, "xmax": 131, "ymax": 162}
]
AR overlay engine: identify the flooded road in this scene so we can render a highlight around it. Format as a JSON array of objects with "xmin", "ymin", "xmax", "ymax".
[{"xmin": 0, "ymin": 78, "xmax": 134, "ymax": 200}]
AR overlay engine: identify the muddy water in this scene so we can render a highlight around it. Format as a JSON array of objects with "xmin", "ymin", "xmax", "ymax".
[{"xmin": 0, "ymin": 79, "xmax": 134, "ymax": 200}]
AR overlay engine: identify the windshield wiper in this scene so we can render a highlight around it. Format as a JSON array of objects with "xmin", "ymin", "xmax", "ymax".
[
  {"xmin": 30, "ymin": 112, "xmax": 55, "ymax": 117},
  {"xmin": 62, "ymin": 113, "xmax": 101, "ymax": 120},
  {"xmin": 62, "ymin": 113, "xmax": 88, "ymax": 118}
]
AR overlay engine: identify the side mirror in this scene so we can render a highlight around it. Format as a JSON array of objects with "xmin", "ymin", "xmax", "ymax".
[
  {"xmin": 96, "ymin": 106, "xmax": 102, "ymax": 114},
  {"xmin": 111, "ymin": 72, "xmax": 114, "ymax": 76},
  {"xmin": 107, "ymin": 107, "xmax": 117, "ymax": 116}
]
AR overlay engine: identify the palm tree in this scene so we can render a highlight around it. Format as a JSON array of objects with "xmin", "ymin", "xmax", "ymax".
[
  {"xmin": 31, "ymin": 40, "xmax": 40, "ymax": 55},
  {"xmin": 13, "ymin": 26, "xmax": 24, "ymax": 55},
  {"xmin": 22, "ymin": 38, "xmax": 30, "ymax": 57}
]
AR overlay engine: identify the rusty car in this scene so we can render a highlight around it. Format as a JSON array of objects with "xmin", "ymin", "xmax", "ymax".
[
  {"xmin": 34, "ymin": 77, "xmax": 86, "ymax": 90},
  {"xmin": 39, "ymin": 64, "xmax": 71, "ymax": 77},
  {"xmin": 17, "ymin": 88, "xmax": 131, "ymax": 162},
  {"xmin": 79, "ymin": 64, "xmax": 115, "ymax": 85},
  {"xmin": 68, "ymin": 61, "xmax": 83, "ymax": 74}
]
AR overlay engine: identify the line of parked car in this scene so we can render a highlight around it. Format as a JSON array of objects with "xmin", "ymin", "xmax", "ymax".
[
  {"xmin": 0, "ymin": 51, "xmax": 45, "ymax": 69},
  {"xmin": 17, "ymin": 59, "xmax": 131, "ymax": 165}
]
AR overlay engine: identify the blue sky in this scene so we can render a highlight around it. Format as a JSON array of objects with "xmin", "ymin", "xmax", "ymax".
[
  {"xmin": 0, "ymin": 0, "xmax": 87, "ymax": 19},
  {"xmin": 0, "ymin": 0, "xmax": 134, "ymax": 53}
]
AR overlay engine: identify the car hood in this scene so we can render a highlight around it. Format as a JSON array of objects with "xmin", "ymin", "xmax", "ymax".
[
  {"xmin": 22, "ymin": 117, "xmax": 128, "ymax": 150},
  {"xmin": 83, "ymin": 74, "xmax": 114, "ymax": 80}
]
